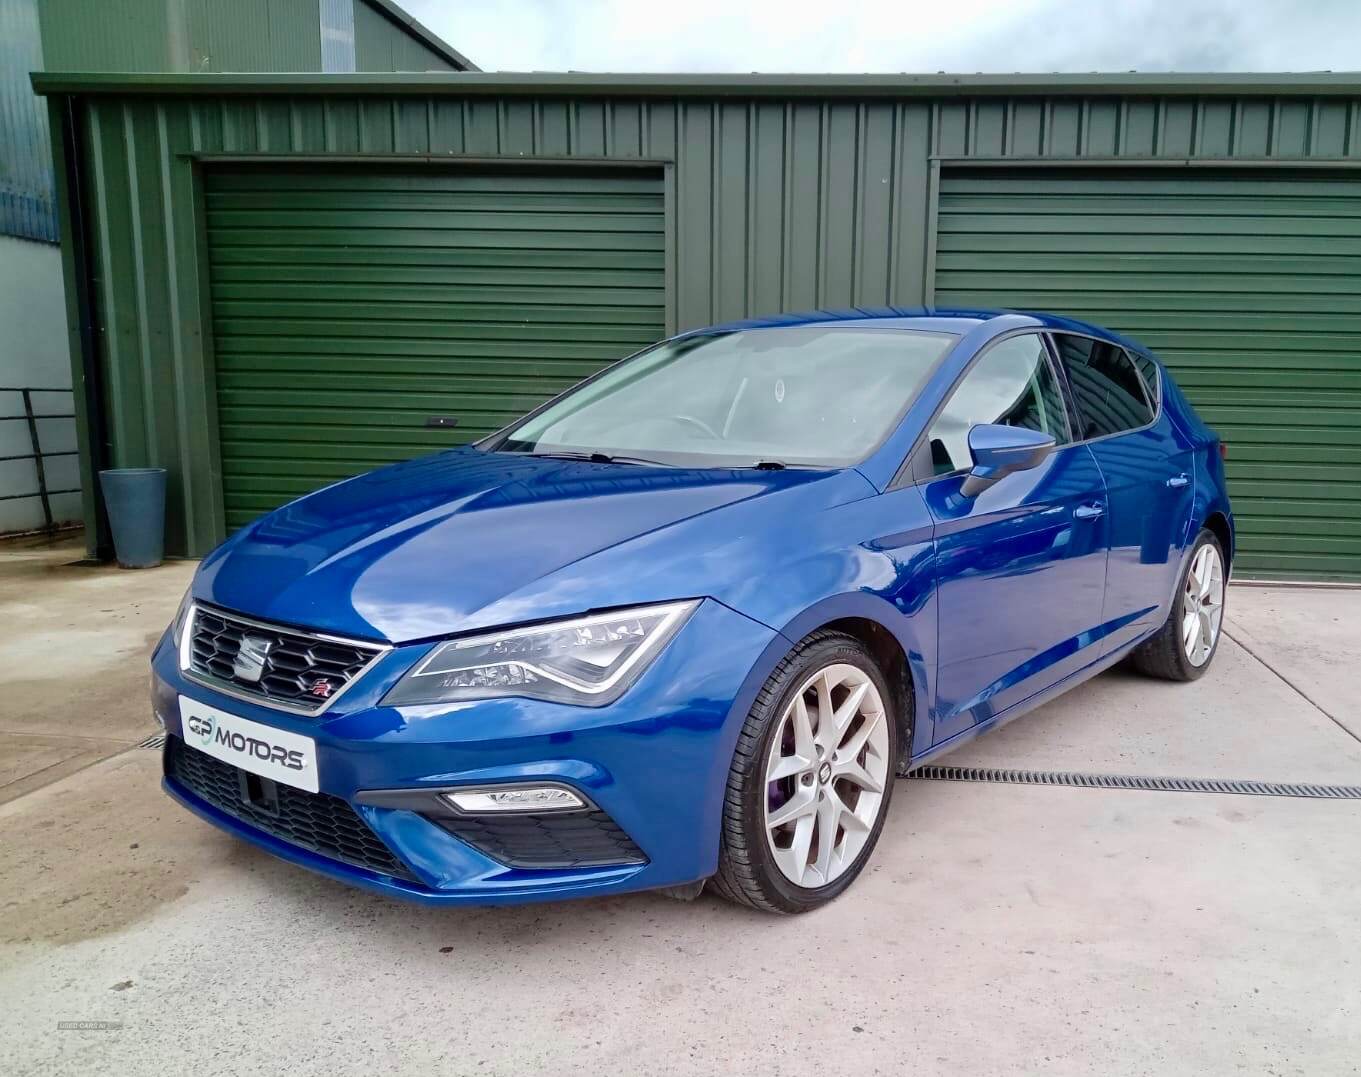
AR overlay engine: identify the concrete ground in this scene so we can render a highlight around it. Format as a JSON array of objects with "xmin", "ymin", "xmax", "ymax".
[
  {"xmin": 0, "ymin": 536, "xmax": 194, "ymax": 803},
  {"xmin": 1, "ymin": 535, "xmax": 1358, "ymax": 1076}
]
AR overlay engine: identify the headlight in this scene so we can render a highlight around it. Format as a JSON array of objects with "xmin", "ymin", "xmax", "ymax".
[
  {"xmin": 170, "ymin": 588, "xmax": 193, "ymax": 649},
  {"xmin": 382, "ymin": 600, "xmax": 699, "ymax": 707}
]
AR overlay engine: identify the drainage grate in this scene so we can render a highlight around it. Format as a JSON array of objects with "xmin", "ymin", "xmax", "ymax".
[
  {"xmin": 136, "ymin": 733, "xmax": 166, "ymax": 751},
  {"xmin": 909, "ymin": 765, "xmax": 1361, "ymax": 801}
]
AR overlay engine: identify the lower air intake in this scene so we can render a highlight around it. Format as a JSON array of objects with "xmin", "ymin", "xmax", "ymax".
[
  {"xmin": 166, "ymin": 737, "xmax": 419, "ymax": 883},
  {"xmin": 435, "ymin": 810, "xmax": 647, "ymax": 870}
]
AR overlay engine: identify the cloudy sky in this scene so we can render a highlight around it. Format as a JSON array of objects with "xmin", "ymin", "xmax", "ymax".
[{"xmin": 400, "ymin": 0, "xmax": 1361, "ymax": 74}]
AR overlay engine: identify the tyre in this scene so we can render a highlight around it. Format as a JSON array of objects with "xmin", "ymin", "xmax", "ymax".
[
  {"xmin": 1129, "ymin": 528, "xmax": 1227, "ymax": 682},
  {"xmin": 711, "ymin": 631, "xmax": 899, "ymax": 914}
]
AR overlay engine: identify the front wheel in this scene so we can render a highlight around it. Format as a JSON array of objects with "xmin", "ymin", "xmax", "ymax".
[
  {"xmin": 710, "ymin": 632, "xmax": 898, "ymax": 914},
  {"xmin": 1129, "ymin": 528, "xmax": 1227, "ymax": 682}
]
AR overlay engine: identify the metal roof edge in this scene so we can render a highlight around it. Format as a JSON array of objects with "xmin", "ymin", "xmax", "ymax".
[
  {"xmin": 360, "ymin": 0, "xmax": 479, "ymax": 71},
  {"xmin": 29, "ymin": 70, "xmax": 1361, "ymax": 97}
]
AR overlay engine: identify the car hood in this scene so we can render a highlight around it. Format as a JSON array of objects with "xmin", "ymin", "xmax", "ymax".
[{"xmin": 196, "ymin": 448, "xmax": 872, "ymax": 643}]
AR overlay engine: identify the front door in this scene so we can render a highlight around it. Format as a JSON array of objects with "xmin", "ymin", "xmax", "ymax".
[{"xmin": 920, "ymin": 333, "xmax": 1110, "ymax": 743}]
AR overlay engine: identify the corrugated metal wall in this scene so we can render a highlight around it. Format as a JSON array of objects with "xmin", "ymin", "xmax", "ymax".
[
  {"xmin": 0, "ymin": 0, "xmax": 56, "ymax": 242},
  {"xmin": 37, "ymin": 0, "xmax": 460, "ymax": 73},
  {"xmin": 36, "ymin": 0, "xmax": 180, "ymax": 72},
  {"xmin": 56, "ymin": 87, "xmax": 1361, "ymax": 558},
  {"xmin": 188, "ymin": 0, "xmax": 324, "ymax": 72},
  {"xmin": 354, "ymin": 1, "xmax": 455, "ymax": 72}
]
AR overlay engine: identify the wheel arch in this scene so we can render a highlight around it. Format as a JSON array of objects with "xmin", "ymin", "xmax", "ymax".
[
  {"xmin": 760, "ymin": 593, "xmax": 930, "ymax": 771},
  {"xmin": 819, "ymin": 616, "xmax": 916, "ymax": 772},
  {"xmin": 1202, "ymin": 509, "xmax": 1234, "ymax": 568}
]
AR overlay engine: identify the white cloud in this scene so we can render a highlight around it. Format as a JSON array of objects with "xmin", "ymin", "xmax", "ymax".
[{"xmin": 403, "ymin": 0, "xmax": 1361, "ymax": 74}]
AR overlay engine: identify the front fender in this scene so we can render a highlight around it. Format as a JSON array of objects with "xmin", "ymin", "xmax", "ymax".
[{"xmin": 716, "ymin": 485, "xmax": 939, "ymax": 758}]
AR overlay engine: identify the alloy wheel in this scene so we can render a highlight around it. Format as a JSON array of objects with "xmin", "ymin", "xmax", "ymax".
[
  {"xmin": 763, "ymin": 663, "xmax": 890, "ymax": 888},
  {"xmin": 1182, "ymin": 543, "xmax": 1225, "ymax": 667}
]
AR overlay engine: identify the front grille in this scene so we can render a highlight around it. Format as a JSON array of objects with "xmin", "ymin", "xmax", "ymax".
[
  {"xmin": 165, "ymin": 738, "xmax": 418, "ymax": 883},
  {"xmin": 187, "ymin": 604, "xmax": 385, "ymax": 714},
  {"xmin": 436, "ymin": 810, "xmax": 647, "ymax": 870}
]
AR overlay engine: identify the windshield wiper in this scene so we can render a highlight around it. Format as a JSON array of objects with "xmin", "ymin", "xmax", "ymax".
[
  {"xmin": 526, "ymin": 450, "xmax": 673, "ymax": 468},
  {"xmin": 526, "ymin": 450, "xmax": 610, "ymax": 463},
  {"xmin": 522, "ymin": 449, "xmax": 788, "ymax": 470}
]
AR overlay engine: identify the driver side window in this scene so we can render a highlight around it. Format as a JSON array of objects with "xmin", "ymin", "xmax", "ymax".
[{"xmin": 928, "ymin": 334, "xmax": 1070, "ymax": 475}]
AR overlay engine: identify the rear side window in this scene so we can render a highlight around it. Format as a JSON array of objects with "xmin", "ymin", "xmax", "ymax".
[
  {"xmin": 1130, "ymin": 352, "xmax": 1161, "ymax": 406},
  {"xmin": 1053, "ymin": 335, "xmax": 1155, "ymax": 439},
  {"xmin": 928, "ymin": 333, "xmax": 1070, "ymax": 475}
]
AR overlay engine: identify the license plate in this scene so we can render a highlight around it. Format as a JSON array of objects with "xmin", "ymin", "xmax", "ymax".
[{"xmin": 178, "ymin": 695, "xmax": 319, "ymax": 793}]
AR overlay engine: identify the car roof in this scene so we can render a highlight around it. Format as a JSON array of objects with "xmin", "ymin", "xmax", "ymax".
[{"xmin": 678, "ymin": 307, "xmax": 1155, "ymax": 359}]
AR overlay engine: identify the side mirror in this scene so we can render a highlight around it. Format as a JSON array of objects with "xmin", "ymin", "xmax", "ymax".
[{"xmin": 959, "ymin": 424, "xmax": 1055, "ymax": 497}]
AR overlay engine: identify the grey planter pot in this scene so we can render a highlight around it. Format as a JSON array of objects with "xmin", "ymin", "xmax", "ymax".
[{"xmin": 99, "ymin": 467, "xmax": 167, "ymax": 568}]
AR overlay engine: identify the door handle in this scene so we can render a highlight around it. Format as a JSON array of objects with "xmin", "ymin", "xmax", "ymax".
[
  {"xmin": 1073, "ymin": 502, "xmax": 1105, "ymax": 521},
  {"xmin": 1166, "ymin": 474, "xmax": 1190, "ymax": 489}
]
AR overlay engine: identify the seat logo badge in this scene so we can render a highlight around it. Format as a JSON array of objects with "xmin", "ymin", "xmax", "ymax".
[{"xmin": 233, "ymin": 635, "xmax": 273, "ymax": 683}]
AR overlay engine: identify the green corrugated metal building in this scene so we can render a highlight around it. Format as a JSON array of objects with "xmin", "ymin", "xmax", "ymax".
[
  {"xmin": 3, "ymin": 0, "xmax": 472, "ymax": 533},
  {"xmin": 30, "ymin": 71, "xmax": 1361, "ymax": 579},
  {"xmin": 36, "ymin": 0, "xmax": 474, "ymax": 74}
]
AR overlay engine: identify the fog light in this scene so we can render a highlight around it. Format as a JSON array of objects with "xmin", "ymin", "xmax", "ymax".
[{"xmin": 443, "ymin": 785, "xmax": 586, "ymax": 814}]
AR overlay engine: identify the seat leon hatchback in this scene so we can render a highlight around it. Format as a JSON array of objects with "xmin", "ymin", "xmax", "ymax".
[{"xmin": 153, "ymin": 309, "xmax": 1232, "ymax": 913}]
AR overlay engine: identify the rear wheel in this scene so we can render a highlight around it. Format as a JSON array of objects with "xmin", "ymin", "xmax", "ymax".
[
  {"xmin": 711, "ymin": 632, "xmax": 898, "ymax": 914},
  {"xmin": 1129, "ymin": 528, "xmax": 1226, "ymax": 681}
]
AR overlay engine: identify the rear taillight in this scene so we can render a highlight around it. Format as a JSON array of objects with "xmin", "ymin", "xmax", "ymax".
[{"xmin": 1219, "ymin": 442, "xmax": 1228, "ymax": 461}]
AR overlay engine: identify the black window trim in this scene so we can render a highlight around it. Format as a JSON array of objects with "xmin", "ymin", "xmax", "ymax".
[
  {"xmin": 1128, "ymin": 347, "xmax": 1164, "ymax": 412},
  {"xmin": 890, "ymin": 328, "xmax": 1074, "ymax": 489},
  {"xmin": 1040, "ymin": 331, "xmax": 1085, "ymax": 438},
  {"xmin": 1045, "ymin": 330, "xmax": 1163, "ymax": 447}
]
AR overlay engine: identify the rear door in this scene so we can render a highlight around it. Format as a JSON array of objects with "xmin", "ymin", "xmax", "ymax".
[
  {"xmin": 1051, "ymin": 334, "xmax": 1196, "ymax": 655},
  {"xmin": 920, "ymin": 332, "xmax": 1109, "ymax": 743}
]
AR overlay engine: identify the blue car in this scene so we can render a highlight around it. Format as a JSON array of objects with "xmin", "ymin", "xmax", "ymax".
[{"xmin": 152, "ymin": 309, "xmax": 1232, "ymax": 913}]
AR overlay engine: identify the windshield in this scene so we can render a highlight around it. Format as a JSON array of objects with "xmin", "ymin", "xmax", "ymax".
[{"xmin": 491, "ymin": 327, "xmax": 956, "ymax": 468}]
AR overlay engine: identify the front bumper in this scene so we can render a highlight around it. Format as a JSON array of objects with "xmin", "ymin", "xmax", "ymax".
[{"xmin": 153, "ymin": 598, "xmax": 777, "ymax": 905}]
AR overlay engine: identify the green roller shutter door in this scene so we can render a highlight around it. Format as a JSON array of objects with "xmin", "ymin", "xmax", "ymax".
[
  {"xmin": 204, "ymin": 166, "xmax": 666, "ymax": 530},
  {"xmin": 935, "ymin": 169, "xmax": 1361, "ymax": 580}
]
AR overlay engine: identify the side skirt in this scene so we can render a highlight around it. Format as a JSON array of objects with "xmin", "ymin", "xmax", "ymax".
[{"xmin": 899, "ymin": 624, "xmax": 1159, "ymax": 774}]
